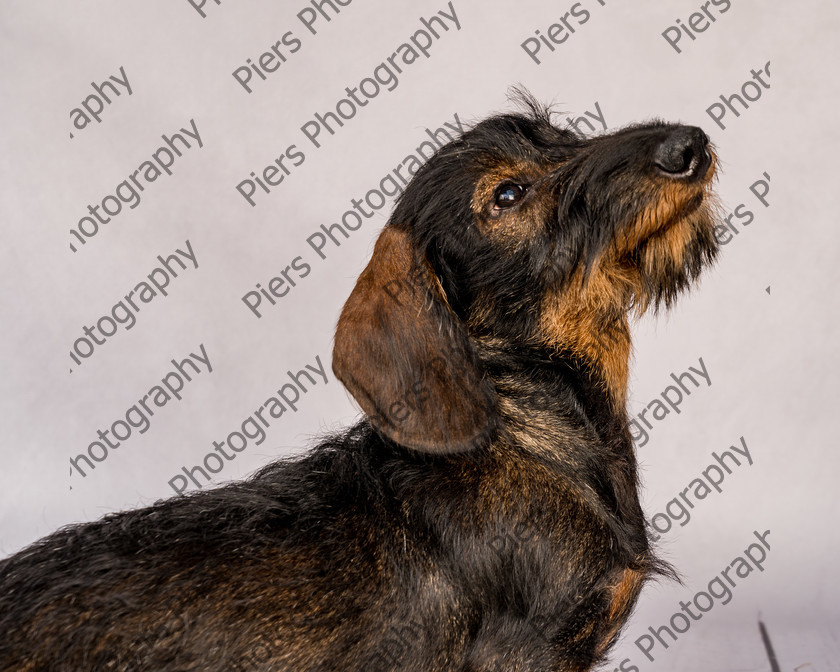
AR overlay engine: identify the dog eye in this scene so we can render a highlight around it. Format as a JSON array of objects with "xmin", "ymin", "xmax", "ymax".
[{"xmin": 494, "ymin": 184, "xmax": 526, "ymax": 209}]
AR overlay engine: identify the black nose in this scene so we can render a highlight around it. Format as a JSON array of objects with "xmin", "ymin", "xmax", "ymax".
[{"xmin": 654, "ymin": 126, "xmax": 711, "ymax": 180}]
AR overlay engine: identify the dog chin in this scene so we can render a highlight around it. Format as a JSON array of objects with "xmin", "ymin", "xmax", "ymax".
[{"xmin": 633, "ymin": 206, "xmax": 718, "ymax": 311}]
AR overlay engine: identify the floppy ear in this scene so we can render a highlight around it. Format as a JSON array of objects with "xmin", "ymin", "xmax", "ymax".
[{"xmin": 332, "ymin": 225, "xmax": 496, "ymax": 454}]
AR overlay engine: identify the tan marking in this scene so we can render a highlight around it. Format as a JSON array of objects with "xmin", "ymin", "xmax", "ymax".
[
  {"xmin": 617, "ymin": 151, "xmax": 718, "ymax": 257},
  {"xmin": 540, "ymin": 267, "xmax": 635, "ymax": 409},
  {"xmin": 471, "ymin": 161, "xmax": 555, "ymax": 244},
  {"xmin": 595, "ymin": 566, "xmax": 646, "ymax": 656},
  {"xmin": 608, "ymin": 567, "xmax": 644, "ymax": 620},
  {"xmin": 540, "ymin": 155, "xmax": 718, "ymax": 405},
  {"xmin": 470, "ymin": 161, "xmax": 541, "ymax": 215}
]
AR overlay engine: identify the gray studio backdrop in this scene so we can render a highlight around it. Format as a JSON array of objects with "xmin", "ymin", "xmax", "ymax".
[{"xmin": 1, "ymin": 0, "xmax": 838, "ymax": 669}]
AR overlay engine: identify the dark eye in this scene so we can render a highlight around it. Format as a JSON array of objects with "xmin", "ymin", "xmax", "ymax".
[{"xmin": 494, "ymin": 184, "xmax": 526, "ymax": 209}]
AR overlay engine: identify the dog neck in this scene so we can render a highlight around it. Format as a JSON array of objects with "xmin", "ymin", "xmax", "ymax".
[
  {"xmin": 474, "ymin": 336, "xmax": 644, "ymax": 536},
  {"xmin": 538, "ymin": 273, "xmax": 633, "ymax": 412}
]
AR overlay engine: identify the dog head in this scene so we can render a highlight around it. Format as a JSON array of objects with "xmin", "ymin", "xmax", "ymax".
[{"xmin": 333, "ymin": 96, "xmax": 719, "ymax": 454}]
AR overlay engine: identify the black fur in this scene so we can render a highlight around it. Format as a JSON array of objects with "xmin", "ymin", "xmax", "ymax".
[{"xmin": 0, "ymin": 95, "xmax": 719, "ymax": 672}]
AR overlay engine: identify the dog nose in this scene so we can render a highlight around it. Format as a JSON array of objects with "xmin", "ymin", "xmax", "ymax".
[{"xmin": 654, "ymin": 126, "xmax": 711, "ymax": 180}]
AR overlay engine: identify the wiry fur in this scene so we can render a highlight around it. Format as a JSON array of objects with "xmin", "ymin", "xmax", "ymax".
[{"xmin": 0, "ymin": 94, "xmax": 719, "ymax": 672}]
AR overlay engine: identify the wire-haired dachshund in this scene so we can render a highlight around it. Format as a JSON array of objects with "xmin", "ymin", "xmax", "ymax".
[{"xmin": 0, "ymin": 94, "xmax": 718, "ymax": 672}]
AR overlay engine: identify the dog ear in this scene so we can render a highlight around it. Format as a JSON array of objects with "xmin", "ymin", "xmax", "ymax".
[{"xmin": 333, "ymin": 225, "xmax": 496, "ymax": 454}]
